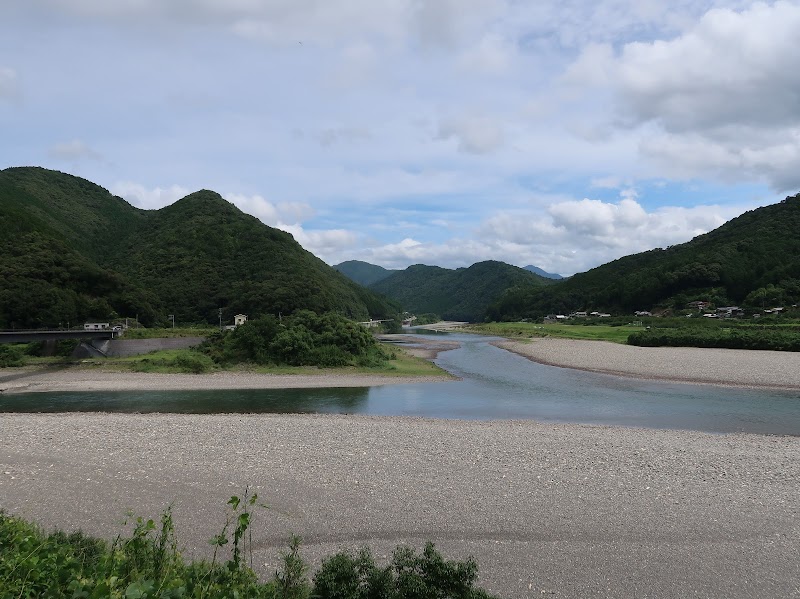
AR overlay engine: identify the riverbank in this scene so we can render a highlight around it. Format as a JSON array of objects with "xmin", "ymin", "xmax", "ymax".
[
  {"xmin": 0, "ymin": 367, "xmax": 451, "ymax": 394},
  {"xmin": 494, "ymin": 338, "xmax": 800, "ymax": 390},
  {"xmin": 1, "ymin": 413, "xmax": 797, "ymax": 598}
]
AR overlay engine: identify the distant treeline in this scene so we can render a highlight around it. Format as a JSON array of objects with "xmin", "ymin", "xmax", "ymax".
[{"xmin": 628, "ymin": 327, "xmax": 800, "ymax": 352}]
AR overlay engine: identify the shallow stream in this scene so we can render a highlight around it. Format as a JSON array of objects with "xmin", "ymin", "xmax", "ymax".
[{"xmin": 2, "ymin": 332, "xmax": 799, "ymax": 434}]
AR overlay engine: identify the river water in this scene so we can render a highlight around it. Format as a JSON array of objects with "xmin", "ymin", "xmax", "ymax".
[{"xmin": 2, "ymin": 332, "xmax": 799, "ymax": 434}]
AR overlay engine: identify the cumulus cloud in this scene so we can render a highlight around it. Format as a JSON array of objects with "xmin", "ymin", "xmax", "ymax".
[
  {"xmin": 224, "ymin": 193, "xmax": 315, "ymax": 226},
  {"xmin": 437, "ymin": 114, "xmax": 504, "ymax": 154},
  {"xmin": 48, "ymin": 139, "xmax": 103, "ymax": 161},
  {"xmin": 278, "ymin": 224, "xmax": 358, "ymax": 260},
  {"xmin": 0, "ymin": 67, "xmax": 18, "ymax": 99},
  {"xmin": 566, "ymin": 1, "xmax": 800, "ymax": 191},
  {"xmin": 112, "ymin": 181, "xmax": 191, "ymax": 210},
  {"xmin": 458, "ymin": 33, "xmax": 513, "ymax": 74},
  {"xmin": 478, "ymin": 195, "xmax": 742, "ymax": 273}
]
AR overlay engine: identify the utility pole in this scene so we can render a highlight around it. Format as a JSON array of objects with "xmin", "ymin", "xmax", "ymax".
[
  {"xmin": 169, "ymin": 314, "xmax": 175, "ymax": 329},
  {"xmin": 219, "ymin": 308, "xmax": 223, "ymax": 331}
]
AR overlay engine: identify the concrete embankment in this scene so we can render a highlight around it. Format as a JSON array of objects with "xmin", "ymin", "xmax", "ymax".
[{"xmin": 74, "ymin": 336, "xmax": 205, "ymax": 358}]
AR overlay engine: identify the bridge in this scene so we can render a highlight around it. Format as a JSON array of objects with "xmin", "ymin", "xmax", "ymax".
[{"xmin": 0, "ymin": 329, "xmax": 121, "ymax": 344}]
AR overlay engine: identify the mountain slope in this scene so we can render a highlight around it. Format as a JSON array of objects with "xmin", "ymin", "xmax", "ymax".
[
  {"xmin": 523, "ymin": 265, "xmax": 563, "ymax": 280},
  {"xmin": 488, "ymin": 194, "xmax": 800, "ymax": 320},
  {"xmin": 0, "ymin": 167, "xmax": 397, "ymax": 327},
  {"xmin": 369, "ymin": 260, "xmax": 551, "ymax": 322},
  {"xmin": 333, "ymin": 260, "xmax": 396, "ymax": 286},
  {"xmin": 115, "ymin": 190, "xmax": 397, "ymax": 323}
]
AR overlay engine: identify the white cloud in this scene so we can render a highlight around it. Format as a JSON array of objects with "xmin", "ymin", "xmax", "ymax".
[
  {"xmin": 112, "ymin": 181, "xmax": 191, "ymax": 210},
  {"xmin": 278, "ymin": 224, "xmax": 358, "ymax": 259},
  {"xmin": 566, "ymin": 1, "xmax": 800, "ymax": 191},
  {"xmin": 326, "ymin": 42, "xmax": 379, "ymax": 88},
  {"xmin": 224, "ymin": 192, "xmax": 315, "ymax": 226},
  {"xmin": 0, "ymin": 67, "xmax": 18, "ymax": 99},
  {"xmin": 478, "ymin": 195, "xmax": 745, "ymax": 273},
  {"xmin": 437, "ymin": 114, "xmax": 504, "ymax": 154},
  {"xmin": 458, "ymin": 33, "xmax": 513, "ymax": 74},
  {"xmin": 47, "ymin": 139, "xmax": 103, "ymax": 161}
]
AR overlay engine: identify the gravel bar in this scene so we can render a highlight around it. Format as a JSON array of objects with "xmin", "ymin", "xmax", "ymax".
[
  {"xmin": 0, "ymin": 369, "xmax": 450, "ymax": 394},
  {"xmin": 495, "ymin": 338, "xmax": 800, "ymax": 390},
  {"xmin": 1, "ymin": 413, "xmax": 798, "ymax": 598}
]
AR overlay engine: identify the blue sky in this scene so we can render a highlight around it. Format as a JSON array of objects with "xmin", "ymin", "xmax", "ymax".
[{"xmin": 2, "ymin": 1, "xmax": 798, "ymax": 275}]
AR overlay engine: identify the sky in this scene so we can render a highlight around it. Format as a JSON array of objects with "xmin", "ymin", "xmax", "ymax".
[{"xmin": 2, "ymin": 1, "xmax": 799, "ymax": 276}]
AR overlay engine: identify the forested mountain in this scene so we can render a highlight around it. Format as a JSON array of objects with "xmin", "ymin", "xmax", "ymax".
[
  {"xmin": 368, "ymin": 260, "xmax": 552, "ymax": 322},
  {"xmin": 522, "ymin": 265, "xmax": 564, "ymax": 280},
  {"xmin": 333, "ymin": 260, "xmax": 396, "ymax": 286},
  {"xmin": 487, "ymin": 194, "xmax": 800, "ymax": 320},
  {"xmin": 0, "ymin": 167, "xmax": 398, "ymax": 328}
]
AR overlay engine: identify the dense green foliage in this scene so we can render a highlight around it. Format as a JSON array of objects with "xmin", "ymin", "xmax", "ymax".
[
  {"xmin": 0, "ymin": 505, "xmax": 497, "ymax": 599},
  {"xmin": 369, "ymin": 261, "xmax": 552, "ymax": 322},
  {"xmin": 0, "ymin": 167, "xmax": 397, "ymax": 328},
  {"xmin": 628, "ymin": 324, "xmax": 800, "ymax": 351},
  {"xmin": 333, "ymin": 260, "xmax": 396, "ymax": 286},
  {"xmin": 488, "ymin": 194, "xmax": 800, "ymax": 320},
  {"xmin": 202, "ymin": 311, "xmax": 391, "ymax": 367},
  {"xmin": 0, "ymin": 344, "xmax": 25, "ymax": 367},
  {"xmin": 312, "ymin": 544, "xmax": 494, "ymax": 599}
]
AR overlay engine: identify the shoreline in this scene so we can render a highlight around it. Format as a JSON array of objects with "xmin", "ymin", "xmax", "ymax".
[
  {"xmin": 0, "ymin": 335, "xmax": 459, "ymax": 395},
  {"xmin": 0, "ymin": 367, "xmax": 451, "ymax": 395},
  {"xmin": 494, "ymin": 338, "xmax": 800, "ymax": 391}
]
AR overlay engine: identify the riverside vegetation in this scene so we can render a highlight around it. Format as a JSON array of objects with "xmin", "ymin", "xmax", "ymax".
[
  {"xmin": 0, "ymin": 312, "xmax": 446, "ymax": 376},
  {"xmin": 0, "ymin": 491, "xmax": 497, "ymax": 599},
  {"xmin": 469, "ymin": 314, "xmax": 800, "ymax": 352}
]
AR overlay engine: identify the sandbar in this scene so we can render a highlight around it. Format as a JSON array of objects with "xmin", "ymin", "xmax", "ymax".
[
  {"xmin": 0, "ymin": 368, "xmax": 450, "ymax": 395},
  {"xmin": 494, "ymin": 338, "xmax": 800, "ymax": 390}
]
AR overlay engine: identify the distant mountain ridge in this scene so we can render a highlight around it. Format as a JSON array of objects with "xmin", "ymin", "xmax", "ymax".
[
  {"xmin": 522, "ymin": 265, "xmax": 563, "ymax": 279},
  {"xmin": 0, "ymin": 167, "xmax": 398, "ymax": 328},
  {"xmin": 333, "ymin": 260, "xmax": 396, "ymax": 286},
  {"xmin": 367, "ymin": 260, "xmax": 554, "ymax": 322}
]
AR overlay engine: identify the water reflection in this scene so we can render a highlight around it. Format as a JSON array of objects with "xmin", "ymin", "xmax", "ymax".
[{"xmin": 0, "ymin": 386, "xmax": 369, "ymax": 414}]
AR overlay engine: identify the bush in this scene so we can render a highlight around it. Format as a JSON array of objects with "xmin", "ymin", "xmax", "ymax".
[
  {"xmin": 0, "ymin": 344, "xmax": 25, "ymax": 367},
  {"xmin": 0, "ymin": 505, "xmax": 499, "ymax": 599},
  {"xmin": 313, "ymin": 543, "xmax": 494, "ymax": 599},
  {"xmin": 202, "ymin": 311, "xmax": 390, "ymax": 368}
]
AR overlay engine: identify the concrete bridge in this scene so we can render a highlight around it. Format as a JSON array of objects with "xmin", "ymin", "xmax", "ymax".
[{"xmin": 0, "ymin": 329, "xmax": 121, "ymax": 344}]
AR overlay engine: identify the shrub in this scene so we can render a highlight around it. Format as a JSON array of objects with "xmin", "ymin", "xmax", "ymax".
[
  {"xmin": 1, "ymin": 506, "xmax": 499, "ymax": 599},
  {"xmin": 0, "ymin": 344, "xmax": 25, "ymax": 367},
  {"xmin": 313, "ymin": 543, "xmax": 494, "ymax": 599}
]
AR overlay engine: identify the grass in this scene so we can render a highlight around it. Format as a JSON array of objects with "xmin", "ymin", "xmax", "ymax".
[
  {"xmin": 467, "ymin": 322, "xmax": 643, "ymax": 343},
  {"xmin": 1, "ymin": 497, "xmax": 498, "ymax": 599},
  {"xmin": 23, "ymin": 344, "xmax": 451, "ymax": 378},
  {"xmin": 120, "ymin": 327, "xmax": 218, "ymax": 340}
]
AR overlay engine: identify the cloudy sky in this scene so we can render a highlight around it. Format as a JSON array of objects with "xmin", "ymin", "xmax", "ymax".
[{"xmin": 2, "ymin": 1, "xmax": 799, "ymax": 275}]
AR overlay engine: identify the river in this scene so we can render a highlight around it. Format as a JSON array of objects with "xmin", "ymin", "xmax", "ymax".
[{"xmin": 1, "ymin": 332, "xmax": 799, "ymax": 434}]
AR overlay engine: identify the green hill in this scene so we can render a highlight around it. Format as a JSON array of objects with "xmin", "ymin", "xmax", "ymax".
[
  {"xmin": 333, "ymin": 260, "xmax": 396, "ymax": 286},
  {"xmin": 0, "ymin": 167, "xmax": 397, "ymax": 328},
  {"xmin": 368, "ymin": 260, "xmax": 552, "ymax": 322},
  {"xmin": 487, "ymin": 194, "xmax": 800, "ymax": 320}
]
